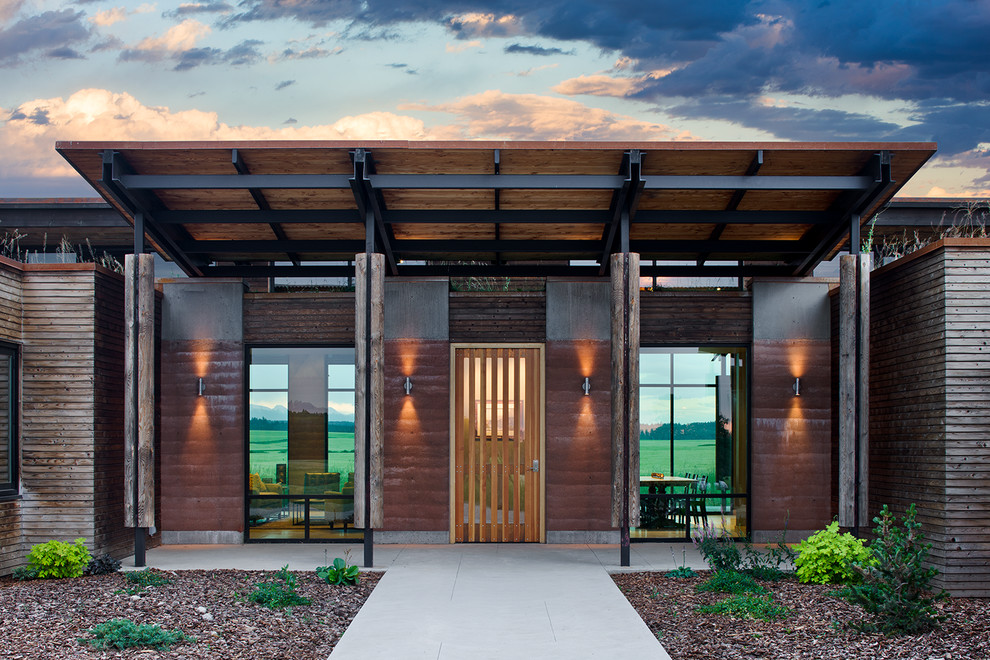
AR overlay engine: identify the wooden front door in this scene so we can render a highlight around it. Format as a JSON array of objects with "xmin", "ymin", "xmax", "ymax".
[{"xmin": 451, "ymin": 345, "xmax": 544, "ymax": 542}]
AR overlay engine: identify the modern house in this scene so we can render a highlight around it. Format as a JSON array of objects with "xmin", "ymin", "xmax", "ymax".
[{"xmin": 1, "ymin": 140, "xmax": 986, "ymax": 594}]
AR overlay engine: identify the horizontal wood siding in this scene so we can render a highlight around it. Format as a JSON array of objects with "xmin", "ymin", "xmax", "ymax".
[
  {"xmin": 0, "ymin": 259, "xmax": 22, "ymax": 343},
  {"xmin": 19, "ymin": 269, "xmax": 97, "ymax": 548},
  {"xmin": 941, "ymin": 245, "xmax": 990, "ymax": 596},
  {"xmin": 871, "ymin": 251, "xmax": 948, "ymax": 579},
  {"xmin": 641, "ymin": 291, "xmax": 752, "ymax": 345},
  {"xmin": 870, "ymin": 240, "xmax": 990, "ymax": 596},
  {"xmin": 243, "ymin": 292, "xmax": 354, "ymax": 344},
  {"xmin": 449, "ymin": 291, "xmax": 546, "ymax": 342},
  {"xmin": 0, "ymin": 260, "xmax": 22, "ymax": 574}
]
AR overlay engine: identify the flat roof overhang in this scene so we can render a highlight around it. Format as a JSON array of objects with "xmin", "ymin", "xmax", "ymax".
[{"xmin": 55, "ymin": 140, "xmax": 937, "ymax": 278}]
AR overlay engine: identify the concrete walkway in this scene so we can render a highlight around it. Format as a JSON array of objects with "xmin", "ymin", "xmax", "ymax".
[{"xmin": 125, "ymin": 543, "xmax": 706, "ymax": 659}]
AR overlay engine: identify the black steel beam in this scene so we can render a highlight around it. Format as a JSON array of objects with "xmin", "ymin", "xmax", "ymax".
[
  {"xmin": 367, "ymin": 174, "xmax": 625, "ymax": 190},
  {"xmin": 387, "ymin": 209, "xmax": 608, "ymax": 224},
  {"xmin": 150, "ymin": 208, "xmax": 829, "ymax": 226},
  {"xmin": 200, "ymin": 262, "xmax": 792, "ymax": 278},
  {"xmin": 350, "ymin": 150, "xmax": 398, "ymax": 275},
  {"xmin": 118, "ymin": 174, "xmax": 352, "ymax": 189},
  {"xmin": 598, "ymin": 150, "xmax": 639, "ymax": 275},
  {"xmin": 113, "ymin": 172, "xmax": 872, "ymax": 193},
  {"xmin": 155, "ymin": 209, "xmax": 361, "ymax": 224},
  {"xmin": 641, "ymin": 175, "xmax": 872, "ymax": 191},
  {"xmin": 698, "ymin": 150, "xmax": 763, "ymax": 266},
  {"xmin": 176, "ymin": 237, "xmax": 807, "ymax": 257},
  {"xmin": 179, "ymin": 240, "xmax": 365, "ymax": 254},
  {"xmin": 792, "ymin": 152, "xmax": 894, "ymax": 275},
  {"xmin": 100, "ymin": 150, "xmax": 203, "ymax": 276},
  {"xmin": 633, "ymin": 210, "xmax": 829, "ymax": 224},
  {"xmin": 232, "ymin": 149, "xmax": 300, "ymax": 267}
]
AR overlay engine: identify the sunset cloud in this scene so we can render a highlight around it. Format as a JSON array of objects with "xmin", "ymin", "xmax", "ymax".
[
  {"xmin": 405, "ymin": 90, "xmax": 696, "ymax": 141},
  {"xmin": 0, "ymin": 89, "xmax": 460, "ymax": 181},
  {"xmin": 129, "ymin": 18, "xmax": 210, "ymax": 53}
]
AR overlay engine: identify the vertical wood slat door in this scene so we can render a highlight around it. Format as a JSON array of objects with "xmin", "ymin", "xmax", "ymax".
[{"xmin": 453, "ymin": 346, "xmax": 542, "ymax": 542}]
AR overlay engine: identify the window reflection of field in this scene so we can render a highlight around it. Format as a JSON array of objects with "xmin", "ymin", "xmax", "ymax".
[
  {"xmin": 640, "ymin": 438, "xmax": 718, "ymax": 484},
  {"xmin": 249, "ymin": 429, "xmax": 355, "ymax": 482}
]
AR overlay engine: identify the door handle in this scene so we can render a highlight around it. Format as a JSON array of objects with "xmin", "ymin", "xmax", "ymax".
[{"xmin": 530, "ymin": 460, "xmax": 539, "ymax": 472}]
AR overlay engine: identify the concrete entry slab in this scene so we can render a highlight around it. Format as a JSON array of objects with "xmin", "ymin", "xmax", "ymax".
[{"xmin": 329, "ymin": 545, "xmax": 671, "ymax": 660}]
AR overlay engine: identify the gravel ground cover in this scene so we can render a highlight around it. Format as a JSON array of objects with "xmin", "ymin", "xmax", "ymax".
[
  {"xmin": 614, "ymin": 571, "xmax": 990, "ymax": 660},
  {"xmin": 0, "ymin": 568, "xmax": 380, "ymax": 659}
]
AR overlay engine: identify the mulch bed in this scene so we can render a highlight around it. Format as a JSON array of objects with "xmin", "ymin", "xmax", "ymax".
[
  {"xmin": 0, "ymin": 569, "xmax": 380, "ymax": 659},
  {"xmin": 614, "ymin": 571, "xmax": 990, "ymax": 660}
]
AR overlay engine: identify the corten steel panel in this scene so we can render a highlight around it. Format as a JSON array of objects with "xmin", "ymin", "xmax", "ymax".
[
  {"xmin": 160, "ymin": 340, "xmax": 244, "ymax": 533},
  {"xmin": 382, "ymin": 340, "xmax": 450, "ymax": 531},
  {"xmin": 545, "ymin": 340, "xmax": 612, "ymax": 531},
  {"xmin": 750, "ymin": 339, "xmax": 832, "ymax": 533}
]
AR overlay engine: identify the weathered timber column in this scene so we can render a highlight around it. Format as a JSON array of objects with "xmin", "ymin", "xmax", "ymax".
[
  {"xmin": 355, "ymin": 253, "xmax": 384, "ymax": 567},
  {"xmin": 838, "ymin": 253, "xmax": 870, "ymax": 531},
  {"xmin": 610, "ymin": 253, "xmax": 640, "ymax": 566},
  {"xmin": 124, "ymin": 253, "xmax": 155, "ymax": 565}
]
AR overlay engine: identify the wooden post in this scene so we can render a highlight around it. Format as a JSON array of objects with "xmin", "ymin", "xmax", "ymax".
[
  {"xmin": 838, "ymin": 253, "xmax": 870, "ymax": 530},
  {"xmin": 611, "ymin": 253, "xmax": 640, "ymax": 566},
  {"xmin": 355, "ymin": 253, "xmax": 384, "ymax": 565},
  {"xmin": 124, "ymin": 254, "xmax": 155, "ymax": 535},
  {"xmin": 856, "ymin": 254, "xmax": 871, "ymax": 528}
]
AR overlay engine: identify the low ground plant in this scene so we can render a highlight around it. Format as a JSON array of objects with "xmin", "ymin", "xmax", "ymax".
[
  {"xmin": 80, "ymin": 619, "xmax": 193, "ymax": 651},
  {"xmin": 794, "ymin": 521, "xmax": 869, "ymax": 584},
  {"xmin": 123, "ymin": 568, "xmax": 171, "ymax": 594},
  {"xmin": 697, "ymin": 594, "xmax": 791, "ymax": 621},
  {"xmin": 26, "ymin": 538, "xmax": 92, "ymax": 579},
  {"xmin": 317, "ymin": 557, "xmax": 360, "ymax": 586},
  {"xmin": 247, "ymin": 565, "xmax": 311, "ymax": 609},
  {"xmin": 842, "ymin": 504, "xmax": 947, "ymax": 634},
  {"xmin": 696, "ymin": 570, "xmax": 766, "ymax": 595},
  {"xmin": 665, "ymin": 547, "xmax": 698, "ymax": 578}
]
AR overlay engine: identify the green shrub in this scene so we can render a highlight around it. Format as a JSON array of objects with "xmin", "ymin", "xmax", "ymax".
[
  {"xmin": 80, "ymin": 619, "xmax": 193, "ymax": 651},
  {"xmin": 843, "ymin": 504, "xmax": 947, "ymax": 634},
  {"xmin": 247, "ymin": 565, "xmax": 310, "ymax": 609},
  {"xmin": 84, "ymin": 554, "xmax": 121, "ymax": 576},
  {"xmin": 26, "ymin": 538, "xmax": 92, "ymax": 579},
  {"xmin": 316, "ymin": 557, "xmax": 360, "ymax": 586},
  {"xmin": 696, "ymin": 570, "xmax": 767, "ymax": 595},
  {"xmin": 794, "ymin": 522, "xmax": 868, "ymax": 584},
  {"xmin": 697, "ymin": 594, "xmax": 791, "ymax": 621}
]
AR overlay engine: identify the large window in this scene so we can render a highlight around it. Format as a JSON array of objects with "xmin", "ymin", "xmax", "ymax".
[
  {"xmin": 0, "ymin": 344, "xmax": 17, "ymax": 497},
  {"xmin": 635, "ymin": 347, "xmax": 748, "ymax": 540},
  {"xmin": 246, "ymin": 347, "xmax": 359, "ymax": 541}
]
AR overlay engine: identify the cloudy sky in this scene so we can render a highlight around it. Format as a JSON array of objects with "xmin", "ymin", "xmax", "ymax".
[{"xmin": 1, "ymin": 0, "xmax": 988, "ymax": 197}]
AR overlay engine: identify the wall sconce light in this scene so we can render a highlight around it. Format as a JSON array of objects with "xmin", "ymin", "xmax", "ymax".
[
  {"xmin": 197, "ymin": 377, "xmax": 205, "ymax": 396},
  {"xmin": 404, "ymin": 376, "xmax": 413, "ymax": 395},
  {"xmin": 582, "ymin": 377, "xmax": 591, "ymax": 396},
  {"xmin": 793, "ymin": 377, "xmax": 801, "ymax": 397}
]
